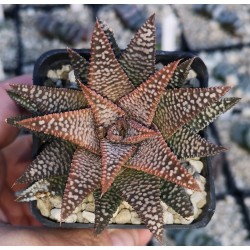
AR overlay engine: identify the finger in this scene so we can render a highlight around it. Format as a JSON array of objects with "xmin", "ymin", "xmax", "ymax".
[
  {"xmin": 2, "ymin": 134, "xmax": 32, "ymax": 186},
  {"xmin": 0, "ymin": 183, "xmax": 30, "ymax": 226},
  {"xmin": 109, "ymin": 229, "xmax": 152, "ymax": 246},
  {"xmin": 0, "ymin": 75, "xmax": 33, "ymax": 149}
]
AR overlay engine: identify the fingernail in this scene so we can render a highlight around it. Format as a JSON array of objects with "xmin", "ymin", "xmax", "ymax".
[{"xmin": 109, "ymin": 230, "xmax": 137, "ymax": 246}]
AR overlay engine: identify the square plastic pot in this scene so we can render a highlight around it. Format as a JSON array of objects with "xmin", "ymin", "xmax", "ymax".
[{"xmin": 30, "ymin": 49, "xmax": 215, "ymax": 230}]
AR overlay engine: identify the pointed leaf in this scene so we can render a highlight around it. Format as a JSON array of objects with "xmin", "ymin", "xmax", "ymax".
[
  {"xmin": 94, "ymin": 188, "xmax": 122, "ymax": 234},
  {"xmin": 154, "ymin": 86, "xmax": 231, "ymax": 139},
  {"xmin": 101, "ymin": 139, "xmax": 136, "ymax": 193},
  {"xmin": 105, "ymin": 118, "xmax": 158, "ymax": 144},
  {"xmin": 6, "ymin": 114, "xmax": 55, "ymax": 142},
  {"xmin": 67, "ymin": 48, "xmax": 89, "ymax": 84},
  {"xmin": 80, "ymin": 83, "xmax": 125, "ymax": 127},
  {"xmin": 118, "ymin": 61, "xmax": 179, "ymax": 126},
  {"xmin": 9, "ymin": 84, "xmax": 87, "ymax": 114},
  {"xmin": 88, "ymin": 20, "xmax": 134, "ymax": 101},
  {"xmin": 123, "ymin": 120, "xmax": 158, "ymax": 144},
  {"xmin": 167, "ymin": 58, "xmax": 195, "ymax": 89},
  {"xmin": 119, "ymin": 14, "xmax": 156, "ymax": 87},
  {"xmin": 127, "ymin": 135, "xmax": 200, "ymax": 191},
  {"xmin": 16, "ymin": 140, "xmax": 76, "ymax": 184},
  {"xmin": 18, "ymin": 109, "xmax": 100, "ymax": 155},
  {"xmin": 99, "ymin": 20, "xmax": 121, "ymax": 58},
  {"xmin": 16, "ymin": 176, "xmax": 67, "ymax": 202},
  {"xmin": 7, "ymin": 90, "xmax": 40, "ymax": 114},
  {"xmin": 168, "ymin": 126, "xmax": 227, "ymax": 159},
  {"xmin": 114, "ymin": 169, "xmax": 163, "ymax": 242},
  {"xmin": 61, "ymin": 147, "xmax": 102, "ymax": 220},
  {"xmin": 160, "ymin": 180, "xmax": 193, "ymax": 218},
  {"xmin": 187, "ymin": 97, "xmax": 241, "ymax": 133}
]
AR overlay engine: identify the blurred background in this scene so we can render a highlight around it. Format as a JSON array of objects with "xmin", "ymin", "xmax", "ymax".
[{"xmin": 0, "ymin": 4, "xmax": 250, "ymax": 246}]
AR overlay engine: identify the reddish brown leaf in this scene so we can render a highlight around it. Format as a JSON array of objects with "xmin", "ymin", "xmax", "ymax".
[
  {"xmin": 154, "ymin": 86, "xmax": 231, "ymax": 139},
  {"xmin": 101, "ymin": 139, "xmax": 136, "ymax": 194},
  {"xmin": 127, "ymin": 134, "xmax": 200, "ymax": 191},
  {"xmin": 94, "ymin": 188, "xmax": 122, "ymax": 234},
  {"xmin": 88, "ymin": 20, "xmax": 134, "ymax": 101},
  {"xmin": 168, "ymin": 126, "xmax": 227, "ymax": 159},
  {"xmin": 18, "ymin": 109, "xmax": 100, "ymax": 155},
  {"xmin": 9, "ymin": 84, "xmax": 87, "ymax": 114},
  {"xmin": 119, "ymin": 14, "xmax": 156, "ymax": 87},
  {"xmin": 61, "ymin": 147, "xmax": 102, "ymax": 220},
  {"xmin": 16, "ymin": 140, "xmax": 76, "ymax": 184},
  {"xmin": 80, "ymin": 82, "xmax": 125, "ymax": 128},
  {"xmin": 118, "ymin": 61, "xmax": 179, "ymax": 127}
]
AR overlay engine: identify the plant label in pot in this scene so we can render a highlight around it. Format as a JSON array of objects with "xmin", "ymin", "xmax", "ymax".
[{"xmin": 6, "ymin": 14, "xmax": 240, "ymax": 243}]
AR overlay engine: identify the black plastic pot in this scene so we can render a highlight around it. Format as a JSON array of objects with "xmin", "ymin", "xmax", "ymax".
[{"xmin": 30, "ymin": 49, "xmax": 215, "ymax": 230}]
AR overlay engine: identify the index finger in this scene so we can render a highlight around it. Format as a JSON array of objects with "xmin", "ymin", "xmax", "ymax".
[{"xmin": 0, "ymin": 75, "xmax": 33, "ymax": 149}]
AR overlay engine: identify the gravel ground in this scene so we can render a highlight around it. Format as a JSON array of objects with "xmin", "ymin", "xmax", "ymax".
[{"xmin": 176, "ymin": 5, "xmax": 250, "ymax": 51}]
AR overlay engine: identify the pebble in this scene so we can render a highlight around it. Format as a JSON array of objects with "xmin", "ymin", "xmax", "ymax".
[
  {"xmin": 73, "ymin": 204, "xmax": 82, "ymax": 214},
  {"xmin": 188, "ymin": 159, "xmax": 203, "ymax": 173},
  {"xmin": 82, "ymin": 211, "xmax": 95, "ymax": 223},
  {"xmin": 163, "ymin": 211, "xmax": 174, "ymax": 224},
  {"xmin": 65, "ymin": 214, "xmax": 77, "ymax": 223},
  {"xmin": 191, "ymin": 192, "xmax": 207, "ymax": 209},
  {"xmin": 87, "ymin": 193, "xmax": 94, "ymax": 203},
  {"xmin": 68, "ymin": 70, "xmax": 76, "ymax": 82},
  {"xmin": 85, "ymin": 203, "xmax": 95, "ymax": 212},
  {"xmin": 76, "ymin": 211, "xmax": 84, "ymax": 223},
  {"xmin": 131, "ymin": 213, "xmax": 141, "ymax": 224},
  {"xmin": 122, "ymin": 201, "xmax": 132, "ymax": 210},
  {"xmin": 50, "ymin": 208, "xmax": 61, "ymax": 221},
  {"xmin": 37, "ymin": 198, "xmax": 52, "ymax": 217},
  {"xmin": 49, "ymin": 196, "xmax": 62, "ymax": 209},
  {"xmin": 47, "ymin": 70, "xmax": 58, "ymax": 80},
  {"xmin": 115, "ymin": 209, "xmax": 131, "ymax": 224}
]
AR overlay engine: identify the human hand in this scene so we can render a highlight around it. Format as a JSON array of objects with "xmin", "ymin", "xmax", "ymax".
[{"xmin": 0, "ymin": 75, "xmax": 153, "ymax": 246}]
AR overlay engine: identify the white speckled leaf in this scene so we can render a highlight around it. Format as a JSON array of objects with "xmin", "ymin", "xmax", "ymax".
[
  {"xmin": 119, "ymin": 14, "xmax": 156, "ymax": 87},
  {"xmin": 118, "ymin": 61, "xmax": 179, "ymax": 127},
  {"xmin": 101, "ymin": 139, "xmax": 136, "ymax": 193},
  {"xmin": 167, "ymin": 58, "xmax": 195, "ymax": 89},
  {"xmin": 61, "ymin": 147, "xmax": 102, "ymax": 220},
  {"xmin": 160, "ymin": 180, "xmax": 194, "ymax": 218},
  {"xmin": 80, "ymin": 83, "xmax": 125, "ymax": 127},
  {"xmin": 127, "ymin": 135, "xmax": 200, "ymax": 191},
  {"xmin": 168, "ymin": 126, "xmax": 227, "ymax": 159},
  {"xmin": 7, "ymin": 90, "xmax": 40, "ymax": 114},
  {"xmin": 18, "ymin": 109, "xmax": 100, "ymax": 155},
  {"xmin": 154, "ymin": 86, "xmax": 231, "ymax": 139},
  {"xmin": 16, "ymin": 140, "xmax": 76, "ymax": 184},
  {"xmin": 99, "ymin": 20, "xmax": 121, "ymax": 58},
  {"xmin": 88, "ymin": 20, "xmax": 134, "ymax": 102},
  {"xmin": 94, "ymin": 188, "xmax": 122, "ymax": 234},
  {"xmin": 67, "ymin": 48, "xmax": 89, "ymax": 84},
  {"xmin": 122, "ymin": 120, "xmax": 158, "ymax": 144},
  {"xmin": 9, "ymin": 84, "xmax": 87, "ymax": 114},
  {"xmin": 113, "ymin": 168, "xmax": 163, "ymax": 243},
  {"xmin": 187, "ymin": 97, "xmax": 241, "ymax": 133},
  {"xmin": 16, "ymin": 176, "xmax": 67, "ymax": 202}
]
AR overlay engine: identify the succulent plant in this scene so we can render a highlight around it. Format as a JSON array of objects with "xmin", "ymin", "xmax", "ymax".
[{"xmin": 6, "ymin": 14, "xmax": 239, "ymax": 242}]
